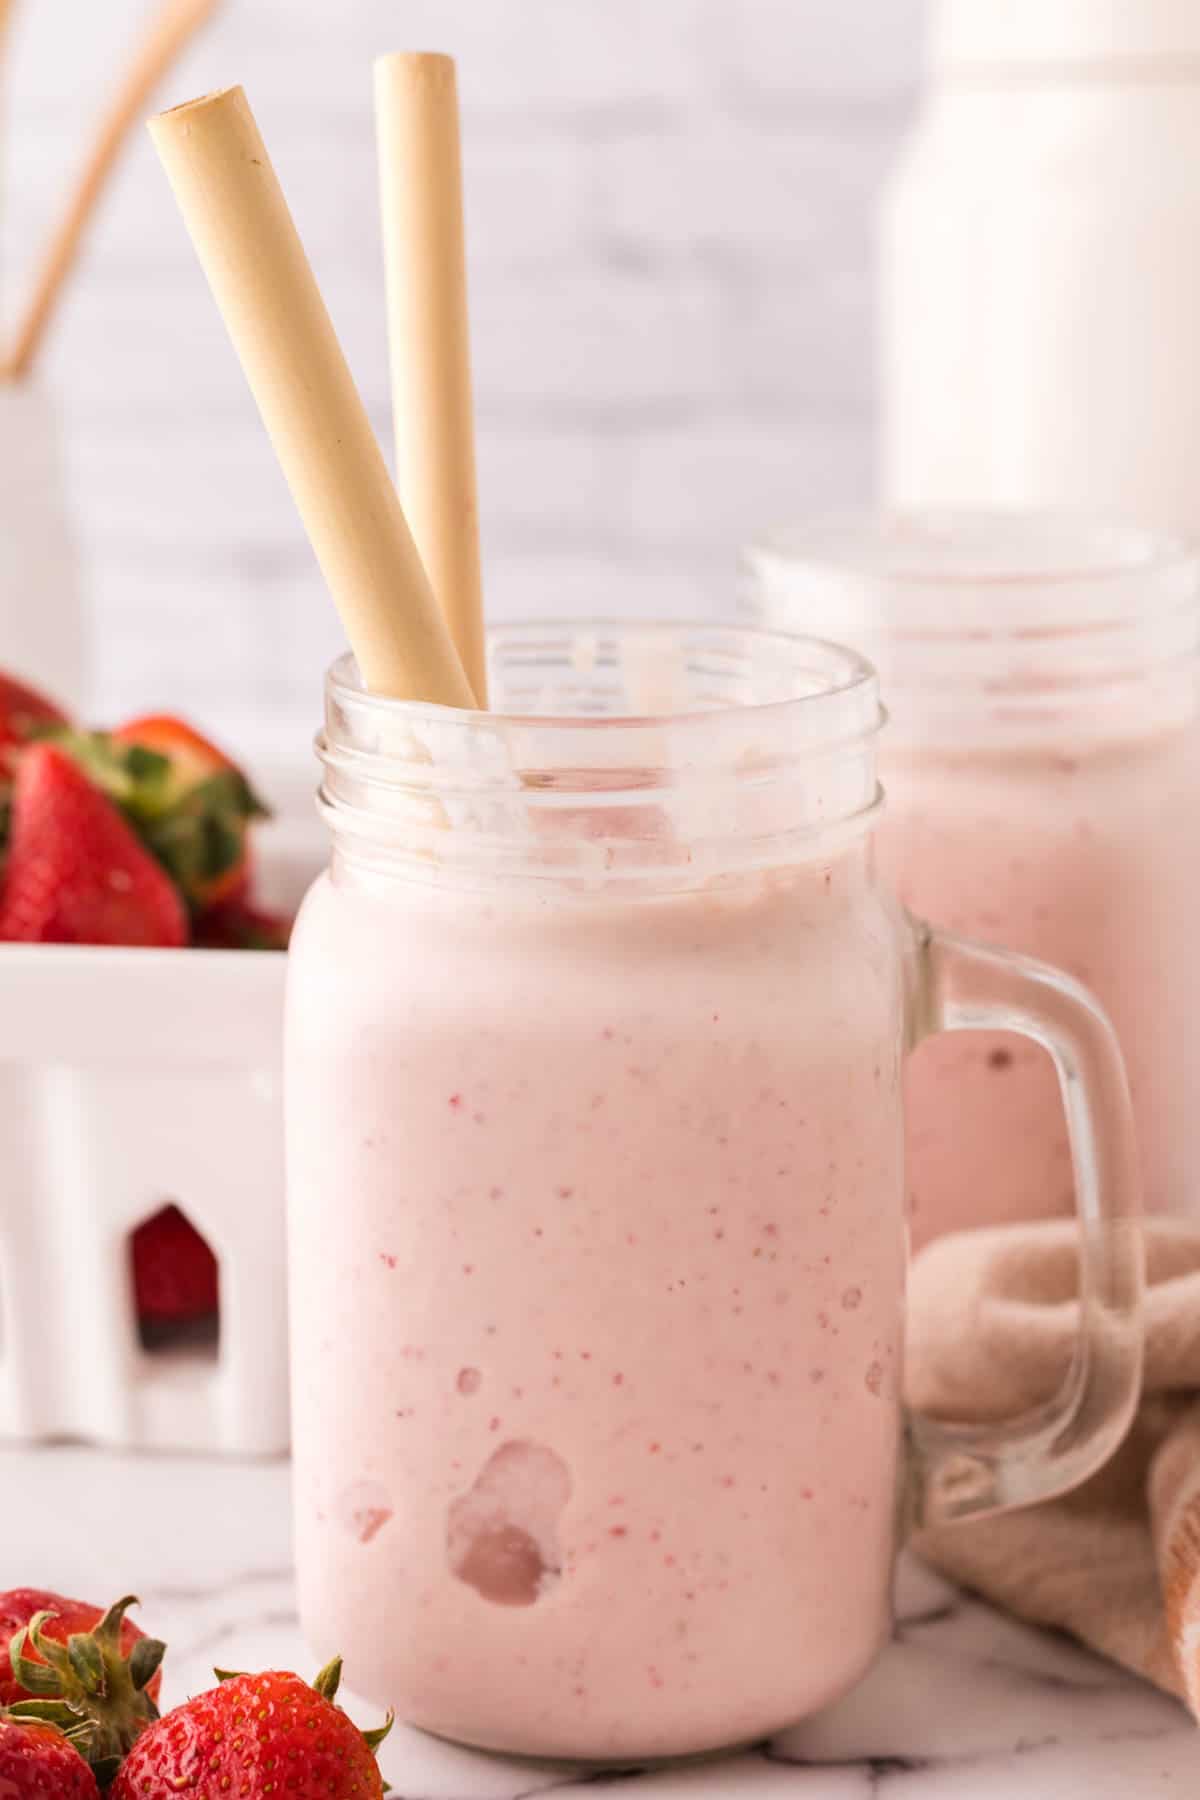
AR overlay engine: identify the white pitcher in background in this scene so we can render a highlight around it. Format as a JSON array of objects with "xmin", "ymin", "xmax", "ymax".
[
  {"xmin": 0, "ymin": 380, "xmax": 86, "ymax": 710},
  {"xmin": 882, "ymin": 0, "xmax": 1200, "ymax": 533}
]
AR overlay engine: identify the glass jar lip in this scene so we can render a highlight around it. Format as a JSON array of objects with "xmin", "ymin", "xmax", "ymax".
[
  {"xmin": 318, "ymin": 620, "xmax": 885, "ymax": 887},
  {"xmin": 325, "ymin": 617, "xmax": 881, "ymax": 741},
  {"xmin": 745, "ymin": 508, "xmax": 1200, "ymax": 635}
]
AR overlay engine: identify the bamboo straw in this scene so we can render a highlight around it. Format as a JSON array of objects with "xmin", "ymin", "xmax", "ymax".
[
  {"xmin": 2, "ymin": 0, "xmax": 223, "ymax": 381},
  {"xmin": 374, "ymin": 52, "xmax": 487, "ymax": 705},
  {"xmin": 148, "ymin": 86, "xmax": 476, "ymax": 707}
]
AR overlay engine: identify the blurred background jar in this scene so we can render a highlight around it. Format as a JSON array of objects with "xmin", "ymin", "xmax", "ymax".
[
  {"xmin": 2, "ymin": 2, "xmax": 86, "ymax": 710},
  {"xmin": 744, "ymin": 510, "xmax": 1200, "ymax": 1248},
  {"xmin": 0, "ymin": 379, "xmax": 86, "ymax": 708},
  {"xmin": 882, "ymin": 0, "xmax": 1200, "ymax": 531}
]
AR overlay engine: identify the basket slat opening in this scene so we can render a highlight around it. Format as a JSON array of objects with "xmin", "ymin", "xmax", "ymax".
[{"xmin": 128, "ymin": 1202, "xmax": 221, "ymax": 1361}]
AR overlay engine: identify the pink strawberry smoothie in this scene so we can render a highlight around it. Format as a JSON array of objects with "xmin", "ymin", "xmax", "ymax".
[{"xmin": 286, "ymin": 849, "xmax": 907, "ymax": 1761}]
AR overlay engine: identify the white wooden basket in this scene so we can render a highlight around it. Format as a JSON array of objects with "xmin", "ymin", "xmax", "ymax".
[{"xmin": 0, "ymin": 762, "xmax": 324, "ymax": 1456}]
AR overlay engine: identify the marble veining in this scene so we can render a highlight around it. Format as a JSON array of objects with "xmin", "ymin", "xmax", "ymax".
[{"xmin": 2, "ymin": 1446, "xmax": 1197, "ymax": 1797}]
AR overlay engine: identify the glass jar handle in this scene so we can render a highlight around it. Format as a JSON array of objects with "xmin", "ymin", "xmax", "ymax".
[{"xmin": 903, "ymin": 917, "xmax": 1145, "ymax": 1529}]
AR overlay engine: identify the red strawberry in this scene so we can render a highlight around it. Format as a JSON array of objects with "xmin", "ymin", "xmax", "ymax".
[
  {"xmin": 1, "ymin": 1596, "xmax": 163, "ymax": 1779},
  {"xmin": 194, "ymin": 897, "xmax": 292, "ymax": 951},
  {"xmin": 0, "ymin": 1591, "xmax": 162, "ymax": 1710},
  {"xmin": 111, "ymin": 714, "xmax": 267, "ymax": 912},
  {"xmin": 0, "ymin": 673, "xmax": 68, "ymax": 775},
  {"xmin": 0, "ymin": 745, "xmax": 188, "ymax": 946},
  {"xmin": 113, "ymin": 713, "xmax": 236, "ymax": 778},
  {"xmin": 132, "ymin": 1205, "xmax": 219, "ymax": 1327},
  {"xmin": 110, "ymin": 1659, "xmax": 391, "ymax": 1800},
  {"xmin": 0, "ymin": 1716, "xmax": 99, "ymax": 1798}
]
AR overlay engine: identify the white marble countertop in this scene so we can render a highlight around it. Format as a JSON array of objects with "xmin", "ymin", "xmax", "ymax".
[{"xmin": 3, "ymin": 1445, "xmax": 1197, "ymax": 1797}]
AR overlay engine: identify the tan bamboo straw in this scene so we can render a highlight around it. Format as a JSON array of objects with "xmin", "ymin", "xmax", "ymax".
[
  {"xmin": 2, "ymin": 0, "xmax": 223, "ymax": 381},
  {"xmin": 374, "ymin": 52, "xmax": 488, "ymax": 705},
  {"xmin": 148, "ymin": 86, "xmax": 476, "ymax": 707}
]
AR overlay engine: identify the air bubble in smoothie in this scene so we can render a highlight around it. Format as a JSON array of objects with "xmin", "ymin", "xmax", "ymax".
[
  {"xmin": 447, "ymin": 1440, "xmax": 571, "ymax": 1606},
  {"xmin": 335, "ymin": 1480, "xmax": 394, "ymax": 1544}
]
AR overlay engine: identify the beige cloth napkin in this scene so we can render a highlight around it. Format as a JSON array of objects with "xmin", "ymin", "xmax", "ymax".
[{"xmin": 907, "ymin": 1219, "xmax": 1200, "ymax": 1714}]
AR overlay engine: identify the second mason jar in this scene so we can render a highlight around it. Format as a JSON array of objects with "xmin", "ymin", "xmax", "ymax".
[{"xmin": 745, "ymin": 511, "xmax": 1200, "ymax": 1246}]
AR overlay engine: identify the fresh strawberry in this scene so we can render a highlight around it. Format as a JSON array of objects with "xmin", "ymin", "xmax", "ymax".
[
  {"xmin": 110, "ymin": 1659, "xmax": 391, "ymax": 1800},
  {"xmin": 113, "ymin": 714, "xmax": 234, "ymax": 771},
  {"xmin": 194, "ymin": 897, "xmax": 292, "ymax": 951},
  {"xmin": 110, "ymin": 714, "xmax": 268, "ymax": 911},
  {"xmin": 2, "ymin": 1596, "xmax": 163, "ymax": 1781},
  {"xmin": 132, "ymin": 1205, "xmax": 219, "ymax": 1327},
  {"xmin": 0, "ymin": 745, "xmax": 188, "ymax": 946},
  {"xmin": 0, "ymin": 674, "xmax": 69, "ymax": 863},
  {"xmin": 0, "ymin": 1591, "xmax": 162, "ymax": 1711},
  {"xmin": 33, "ymin": 715, "xmax": 268, "ymax": 917},
  {"xmin": 0, "ymin": 1716, "xmax": 100, "ymax": 1797},
  {"xmin": 0, "ymin": 673, "xmax": 68, "ymax": 776}
]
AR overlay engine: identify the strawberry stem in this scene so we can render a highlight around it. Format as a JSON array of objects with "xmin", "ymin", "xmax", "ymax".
[
  {"xmin": 362, "ymin": 1713, "xmax": 395, "ymax": 1755},
  {"xmin": 6, "ymin": 1597, "xmax": 160, "ymax": 1782},
  {"xmin": 312, "ymin": 1656, "xmax": 343, "ymax": 1704}
]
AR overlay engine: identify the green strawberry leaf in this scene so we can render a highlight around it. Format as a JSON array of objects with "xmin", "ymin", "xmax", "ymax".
[
  {"xmin": 138, "ymin": 774, "xmax": 260, "ymax": 900},
  {"xmin": 42, "ymin": 729, "xmax": 172, "ymax": 810},
  {"xmin": 40, "ymin": 730, "xmax": 271, "ymax": 910}
]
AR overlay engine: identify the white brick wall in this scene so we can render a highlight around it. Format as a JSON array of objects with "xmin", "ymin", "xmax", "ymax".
[{"xmin": 1, "ymin": 0, "xmax": 923, "ymax": 744}]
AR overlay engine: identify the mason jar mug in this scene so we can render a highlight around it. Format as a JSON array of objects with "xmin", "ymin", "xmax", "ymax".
[
  {"xmin": 745, "ymin": 513, "xmax": 1200, "ymax": 1247},
  {"xmin": 285, "ymin": 621, "xmax": 1142, "ymax": 1762}
]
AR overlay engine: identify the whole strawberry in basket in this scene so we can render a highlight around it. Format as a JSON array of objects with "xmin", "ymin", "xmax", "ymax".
[
  {"xmin": 109, "ymin": 713, "xmax": 265, "ymax": 913},
  {"xmin": 0, "ymin": 745, "xmax": 188, "ymax": 946},
  {"xmin": 0, "ymin": 673, "xmax": 293, "ymax": 950},
  {"xmin": 0, "ymin": 672, "xmax": 68, "ymax": 856},
  {"xmin": 51, "ymin": 712, "xmax": 269, "ymax": 917},
  {"xmin": 0, "ymin": 673, "xmax": 68, "ymax": 778}
]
